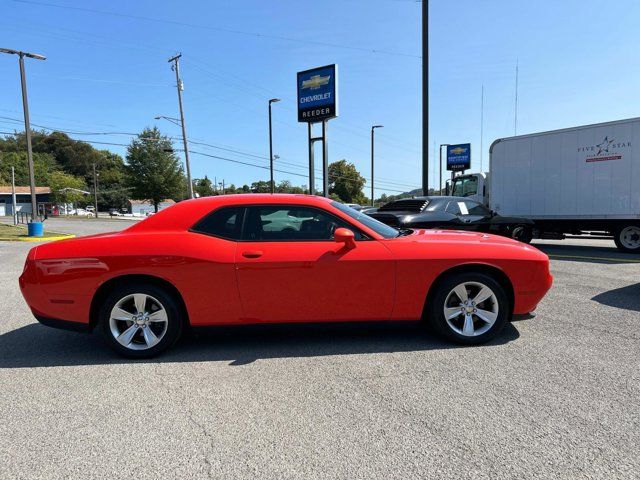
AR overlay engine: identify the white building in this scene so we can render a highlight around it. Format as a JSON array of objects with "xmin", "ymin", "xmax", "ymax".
[
  {"xmin": 0, "ymin": 186, "xmax": 52, "ymax": 216},
  {"xmin": 129, "ymin": 199, "xmax": 176, "ymax": 216}
]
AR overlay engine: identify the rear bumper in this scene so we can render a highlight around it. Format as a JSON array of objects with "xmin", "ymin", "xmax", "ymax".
[{"xmin": 34, "ymin": 314, "xmax": 91, "ymax": 333}]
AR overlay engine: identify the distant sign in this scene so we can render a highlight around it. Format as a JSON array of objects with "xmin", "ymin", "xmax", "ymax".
[
  {"xmin": 297, "ymin": 64, "xmax": 338, "ymax": 123},
  {"xmin": 447, "ymin": 143, "xmax": 471, "ymax": 171}
]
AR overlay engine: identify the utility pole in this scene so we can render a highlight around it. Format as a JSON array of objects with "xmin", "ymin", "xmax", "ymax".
[
  {"xmin": 1, "ymin": 48, "xmax": 46, "ymax": 223},
  {"xmin": 93, "ymin": 163, "xmax": 99, "ymax": 219},
  {"xmin": 268, "ymin": 98, "xmax": 281, "ymax": 194},
  {"xmin": 11, "ymin": 166, "xmax": 17, "ymax": 226},
  {"xmin": 421, "ymin": 0, "xmax": 429, "ymax": 196},
  {"xmin": 168, "ymin": 53, "xmax": 194, "ymax": 199},
  {"xmin": 514, "ymin": 59, "xmax": 519, "ymax": 136},
  {"xmin": 480, "ymin": 84, "xmax": 484, "ymax": 172},
  {"xmin": 371, "ymin": 125, "xmax": 383, "ymax": 206}
]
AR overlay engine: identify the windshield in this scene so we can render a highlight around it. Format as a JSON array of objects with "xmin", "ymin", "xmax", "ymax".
[
  {"xmin": 451, "ymin": 176, "xmax": 478, "ymax": 197},
  {"xmin": 331, "ymin": 201, "xmax": 399, "ymax": 239}
]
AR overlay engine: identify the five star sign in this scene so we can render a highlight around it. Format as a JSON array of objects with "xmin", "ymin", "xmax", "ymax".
[{"xmin": 596, "ymin": 136, "xmax": 615, "ymax": 155}]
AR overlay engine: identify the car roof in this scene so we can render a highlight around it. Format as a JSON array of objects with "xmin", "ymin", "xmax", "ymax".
[
  {"xmin": 389, "ymin": 196, "xmax": 470, "ymax": 202},
  {"xmin": 126, "ymin": 194, "xmax": 333, "ymax": 233}
]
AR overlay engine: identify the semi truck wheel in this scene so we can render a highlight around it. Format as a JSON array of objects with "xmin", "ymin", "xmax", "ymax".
[{"xmin": 614, "ymin": 224, "xmax": 640, "ymax": 253}]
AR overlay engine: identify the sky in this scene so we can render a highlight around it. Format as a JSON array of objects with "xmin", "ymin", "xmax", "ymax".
[{"xmin": 2, "ymin": 0, "xmax": 640, "ymax": 196}]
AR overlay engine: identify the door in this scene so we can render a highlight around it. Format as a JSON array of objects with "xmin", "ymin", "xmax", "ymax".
[
  {"xmin": 235, "ymin": 205, "xmax": 396, "ymax": 323},
  {"xmin": 446, "ymin": 199, "xmax": 493, "ymax": 232}
]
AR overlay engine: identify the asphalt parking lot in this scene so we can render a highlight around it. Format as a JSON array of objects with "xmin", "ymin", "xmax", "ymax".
[{"xmin": 0, "ymin": 218, "xmax": 638, "ymax": 479}]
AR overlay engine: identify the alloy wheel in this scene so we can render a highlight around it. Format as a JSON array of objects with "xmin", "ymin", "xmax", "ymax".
[
  {"xmin": 109, "ymin": 293, "xmax": 169, "ymax": 351},
  {"xmin": 443, "ymin": 281, "xmax": 499, "ymax": 337}
]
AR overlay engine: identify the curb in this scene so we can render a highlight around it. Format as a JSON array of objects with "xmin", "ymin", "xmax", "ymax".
[{"xmin": 0, "ymin": 234, "xmax": 75, "ymax": 242}]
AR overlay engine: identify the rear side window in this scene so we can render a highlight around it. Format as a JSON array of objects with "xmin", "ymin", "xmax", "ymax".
[
  {"xmin": 191, "ymin": 207, "xmax": 244, "ymax": 240},
  {"xmin": 445, "ymin": 202, "xmax": 461, "ymax": 215}
]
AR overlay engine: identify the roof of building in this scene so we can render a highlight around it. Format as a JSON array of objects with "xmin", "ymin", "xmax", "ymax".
[
  {"xmin": 0, "ymin": 186, "xmax": 51, "ymax": 195},
  {"xmin": 129, "ymin": 199, "xmax": 176, "ymax": 205}
]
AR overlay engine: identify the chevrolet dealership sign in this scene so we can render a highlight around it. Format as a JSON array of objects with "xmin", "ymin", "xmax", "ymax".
[
  {"xmin": 447, "ymin": 143, "xmax": 471, "ymax": 171},
  {"xmin": 297, "ymin": 64, "xmax": 338, "ymax": 123}
]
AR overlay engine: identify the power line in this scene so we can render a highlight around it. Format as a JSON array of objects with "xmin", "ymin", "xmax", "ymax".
[
  {"xmin": 0, "ymin": 119, "xmax": 419, "ymax": 192},
  {"xmin": 188, "ymin": 149, "xmax": 411, "ymax": 193},
  {"xmin": 0, "ymin": 116, "xmax": 420, "ymax": 190},
  {"xmin": 13, "ymin": 0, "xmax": 421, "ymax": 59}
]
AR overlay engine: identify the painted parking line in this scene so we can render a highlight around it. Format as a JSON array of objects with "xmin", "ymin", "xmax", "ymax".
[{"xmin": 548, "ymin": 254, "xmax": 640, "ymax": 263}]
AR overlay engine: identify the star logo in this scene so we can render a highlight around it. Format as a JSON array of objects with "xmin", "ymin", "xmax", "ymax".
[{"xmin": 596, "ymin": 136, "xmax": 614, "ymax": 155}]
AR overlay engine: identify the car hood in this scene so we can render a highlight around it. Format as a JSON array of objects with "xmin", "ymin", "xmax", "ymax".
[
  {"xmin": 395, "ymin": 228, "xmax": 521, "ymax": 246},
  {"xmin": 381, "ymin": 229, "xmax": 548, "ymax": 262}
]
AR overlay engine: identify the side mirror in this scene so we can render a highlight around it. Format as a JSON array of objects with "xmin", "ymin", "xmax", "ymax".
[{"xmin": 334, "ymin": 228, "xmax": 356, "ymax": 249}]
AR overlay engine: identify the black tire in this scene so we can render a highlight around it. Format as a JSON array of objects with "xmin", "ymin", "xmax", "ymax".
[
  {"xmin": 426, "ymin": 272, "xmax": 510, "ymax": 345},
  {"xmin": 98, "ymin": 283, "xmax": 183, "ymax": 358},
  {"xmin": 511, "ymin": 225, "xmax": 533, "ymax": 244},
  {"xmin": 613, "ymin": 224, "xmax": 640, "ymax": 253}
]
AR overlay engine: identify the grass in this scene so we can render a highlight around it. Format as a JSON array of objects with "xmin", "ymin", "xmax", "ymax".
[{"xmin": 0, "ymin": 223, "xmax": 71, "ymax": 239}]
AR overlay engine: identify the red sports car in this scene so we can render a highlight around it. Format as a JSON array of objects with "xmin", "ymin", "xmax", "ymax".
[{"xmin": 19, "ymin": 194, "xmax": 553, "ymax": 358}]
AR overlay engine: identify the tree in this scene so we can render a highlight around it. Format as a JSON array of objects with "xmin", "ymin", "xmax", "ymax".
[
  {"xmin": 250, "ymin": 180, "xmax": 271, "ymax": 193},
  {"xmin": 125, "ymin": 127, "xmax": 186, "ymax": 212},
  {"xmin": 194, "ymin": 176, "xmax": 215, "ymax": 197},
  {"xmin": 49, "ymin": 171, "xmax": 88, "ymax": 210},
  {"xmin": 0, "ymin": 151, "xmax": 60, "ymax": 186},
  {"xmin": 328, "ymin": 159, "xmax": 367, "ymax": 204},
  {"xmin": 1, "ymin": 132, "xmax": 129, "ymax": 210}
]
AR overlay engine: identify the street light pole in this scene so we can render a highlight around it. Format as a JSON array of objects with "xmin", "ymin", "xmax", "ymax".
[
  {"xmin": 371, "ymin": 125, "xmax": 383, "ymax": 206},
  {"xmin": 11, "ymin": 166, "xmax": 17, "ymax": 226},
  {"xmin": 268, "ymin": 98, "xmax": 281, "ymax": 194},
  {"xmin": 1, "ymin": 48, "xmax": 46, "ymax": 222},
  {"xmin": 168, "ymin": 54, "xmax": 194, "ymax": 199},
  {"xmin": 439, "ymin": 144, "xmax": 449, "ymax": 195}
]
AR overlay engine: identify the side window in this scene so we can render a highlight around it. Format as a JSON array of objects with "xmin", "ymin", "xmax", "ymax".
[
  {"xmin": 243, "ymin": 205, "xmax": 362, "ymax": 241},
  {"xmin": 464, "ymin": 200, "xmax": 490, "ymax": 216},
  {"xmin": 445, "ymin": 202, "xmax": 461, "ymax": 215},
  {"xmin": 191, "ymin": 206, "xmax": 244, "ymax": 240}
]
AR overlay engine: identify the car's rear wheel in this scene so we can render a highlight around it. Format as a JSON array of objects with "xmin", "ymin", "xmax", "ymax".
[
  {"xmin": 98, "ymin": 283, "xmax": 183, "ymax": 358},
  {"xmin": 613, "ymin": 224, "xmax": 640, "ymax": 253},
  {"xmin": 427, "ymin": 272, "xmax": 509, "ymax": 344}
]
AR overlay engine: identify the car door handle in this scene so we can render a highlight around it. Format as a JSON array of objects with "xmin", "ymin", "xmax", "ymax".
[{"xmin": 242, "ymin": 250, "xmax": 263, "ymax": 258}]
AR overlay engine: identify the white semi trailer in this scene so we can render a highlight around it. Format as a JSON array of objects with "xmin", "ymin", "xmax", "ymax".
[{"xmin": 450, "ymin": 117, "xmax": 640, "ymax": 252}]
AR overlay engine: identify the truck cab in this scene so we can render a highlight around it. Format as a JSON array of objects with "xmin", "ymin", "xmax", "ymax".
[{"xmin": 450, "ymin": 173, "xmax": 489, "ymax": 206}]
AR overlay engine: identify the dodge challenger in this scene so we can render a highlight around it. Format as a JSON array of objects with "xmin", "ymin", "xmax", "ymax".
[{"xmin": 20, "ymin": 194, "xmax": 553, "ymax": 358}]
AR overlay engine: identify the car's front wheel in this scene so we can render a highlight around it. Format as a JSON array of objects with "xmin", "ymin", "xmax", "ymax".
[
  {"xmin": 427, "ymin": 272, "xmax": 509, "ymax": 344},
  {"xmin": 98, "ymin": 283, "xmax": 183, "ymax": 358}
]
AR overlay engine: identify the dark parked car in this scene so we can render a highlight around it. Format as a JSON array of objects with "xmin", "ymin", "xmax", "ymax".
[{"xmin": 368, "ymin": 196, "xmax": 535, "ymax": 243}]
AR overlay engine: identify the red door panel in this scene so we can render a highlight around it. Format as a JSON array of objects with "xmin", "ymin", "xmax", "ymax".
[{"xmin": 235, "ymin": 240, "xmax": 395, "ymax": 323}]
